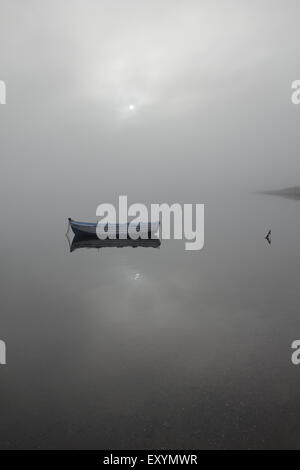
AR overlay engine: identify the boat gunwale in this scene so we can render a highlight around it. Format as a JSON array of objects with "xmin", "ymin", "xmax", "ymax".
[{"xmin": 69, "ymin": 219, "xmax": 160, "ymax": 230}]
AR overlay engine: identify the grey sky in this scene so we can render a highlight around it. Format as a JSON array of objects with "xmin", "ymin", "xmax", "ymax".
[{"xmin": 0, "ymin": 0, "xmax": 300, "ymax": 212}]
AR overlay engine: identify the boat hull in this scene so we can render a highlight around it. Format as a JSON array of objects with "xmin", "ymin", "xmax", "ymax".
[{"xmin": 69, "ymin": 219, "xmax": 160, "ymax": 239}]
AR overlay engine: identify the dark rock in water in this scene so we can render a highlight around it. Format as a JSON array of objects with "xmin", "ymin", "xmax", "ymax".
[{"xmin": 263, "ymin": 187, "xmax": 300, "ymax": 200}]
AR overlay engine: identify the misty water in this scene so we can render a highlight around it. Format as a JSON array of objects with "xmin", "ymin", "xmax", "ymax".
[
  {"xmin": 2, "ymin": 0, "xmax": 300, "ymax": 450},
  {"xmin": 1, "ymin": 189, "xmax": 300, "ymax": 450}
]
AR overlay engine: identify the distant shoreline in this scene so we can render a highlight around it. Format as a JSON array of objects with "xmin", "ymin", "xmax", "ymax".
[{"xmin": 263, "ymin": 187, "xmax": 300, "ymax": 200}]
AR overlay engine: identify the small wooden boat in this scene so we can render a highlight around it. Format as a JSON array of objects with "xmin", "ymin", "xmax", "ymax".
[
  {"xmin": 70, "ymin": 235, "xmax": 161, "ymax": 252},
  {"xmin": 68, "ymin": 218, "xmax": 160, "ymax": 238}
]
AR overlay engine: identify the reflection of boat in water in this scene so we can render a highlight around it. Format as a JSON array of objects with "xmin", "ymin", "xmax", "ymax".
[
  {"xmin": 68, "ymin": 218, "xmax": 160, "ymax": 238},
  {"xmin": 70, "ymin": 234, "xmax": 161, "ymax": 253}
]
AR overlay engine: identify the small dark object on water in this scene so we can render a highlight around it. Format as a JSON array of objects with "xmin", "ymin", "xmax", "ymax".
[{"xmin": 265, "ymin": 230, "xmax": 271, "ymax": 245}]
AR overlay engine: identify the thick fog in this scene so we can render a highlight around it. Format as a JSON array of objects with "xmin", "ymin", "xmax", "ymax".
[{"xmin": 0, "ymin": 0, "xmax": 300, "ymax": 215}]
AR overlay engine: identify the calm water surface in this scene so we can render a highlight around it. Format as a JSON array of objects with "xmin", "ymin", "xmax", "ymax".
[{"xmin": 1, "ymin": 191, "xmax": 300, "ymax": 449}]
